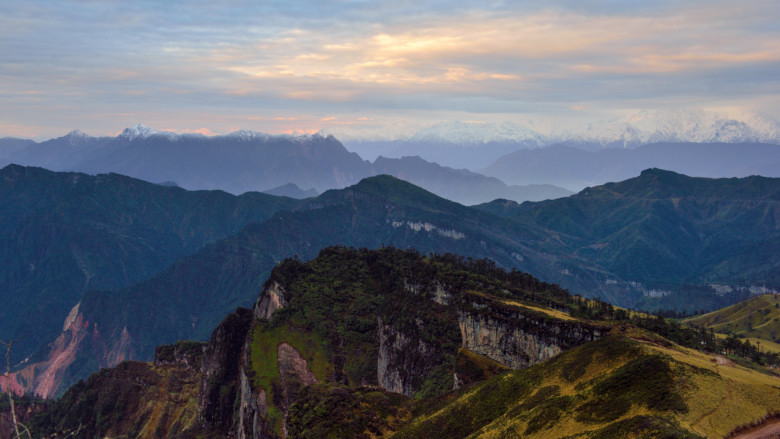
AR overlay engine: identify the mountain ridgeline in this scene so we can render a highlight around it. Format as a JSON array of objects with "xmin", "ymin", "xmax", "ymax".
[
  {"xmin": 481, "ymin": 142, "xmax": 780, "ymax": 191},
  {"xmin": 476, "ymin": 168, "xmax": 780, "ymax": 310},
  {"xmin": 0, "ymin": 164, "xmax": 303, "ymax": 371},
  {"xmin": 0, "ymin": 127, "xmax": 570, "ymax": 205},
  {"xmin": 23, "ymin": 247, "xmax": 780, "ymax": 439}
]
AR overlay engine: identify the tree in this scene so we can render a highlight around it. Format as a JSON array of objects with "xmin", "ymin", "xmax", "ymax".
[{"xmin": 1, "ymin": 339, "xmax": 31, "ymax": 439}]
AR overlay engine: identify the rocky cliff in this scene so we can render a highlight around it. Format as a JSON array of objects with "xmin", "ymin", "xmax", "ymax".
[
  {"xmin": 24, "ymin": 247, "xmax": 614, "ymax": 438},
  {"xmin": 457, "ymin": 293, "xmax": 606, "ymax": 370},
  {"xmin": 228, "ymin": 247, "xmax": 608, "ymax": 438}
]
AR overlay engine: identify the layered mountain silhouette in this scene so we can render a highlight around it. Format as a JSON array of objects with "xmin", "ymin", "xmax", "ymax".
[
  {"xmin": 0, "ymin": 125, "xmax": 569, "ymax": 205},
  {"xmin": 482, "ymin": 142, "xmax": 780, "ymax": 191},
  {"xmin": 1, "ymin": 165, "xmax": 779, "ymax": 398},
  {"xmin": 0, "ymin": 165, "xmax": 303, "ymax": 369}
]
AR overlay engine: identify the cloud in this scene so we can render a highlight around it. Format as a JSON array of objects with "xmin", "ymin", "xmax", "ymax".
[{"xmin": 0, "ymin": 0, "xmax": 778, "ymax": 138}]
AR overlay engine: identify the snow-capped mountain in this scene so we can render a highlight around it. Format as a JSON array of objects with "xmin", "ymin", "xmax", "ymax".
[
  {"xmin": 409, "ymin": 121, "xmax": 547, "ymax": 146},
  {"xmin": 63, "ymin": 129, "xmax": 94, "ymax": 145},
  {"xmin": 336, "ymin": 110, "xmax": 780, "ymax": 157},
  {"xmin": 553, "ymin": 110, "xmax": 780, "ymax": 148},
  {"xmin": 118, "ymin": 123, "xmax": 163, "ymax": 141},
  {"xmin": 225, "ymin": 129, "xmax": 271, "ymax": 142}
]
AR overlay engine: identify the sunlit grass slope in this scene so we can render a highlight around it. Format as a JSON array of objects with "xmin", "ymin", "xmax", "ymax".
[
  {"xmin": 686, "ymin": 294, "xmax": 780, "ymax": 344},
  {"xmin": 393, "ymin": 335, "xmax": 780, "ymax": 439}
]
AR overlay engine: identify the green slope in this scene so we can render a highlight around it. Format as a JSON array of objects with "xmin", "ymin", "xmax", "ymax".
[
  {"xmin": 686, "ymin": 294, "xmax": 780, "ymax": 344},
  {"xmin": 476, "ymin": 169, "xmax": 780, "ymax": 311},
  {"xmin": 394, "ymin": 336, "xmax": 780, "ymax": 439}
]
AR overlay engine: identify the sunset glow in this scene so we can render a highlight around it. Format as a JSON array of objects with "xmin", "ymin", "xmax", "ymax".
[{"xmin": 1, "ymin": 0, "xmax": 778, "ymax": 139}]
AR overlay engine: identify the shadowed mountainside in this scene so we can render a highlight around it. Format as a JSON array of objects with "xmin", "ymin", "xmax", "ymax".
[{"xmin": 0, "ymin": 164, "xmax": 302, "ymax": 389}]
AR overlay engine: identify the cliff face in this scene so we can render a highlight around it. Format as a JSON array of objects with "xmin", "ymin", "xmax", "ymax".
[
  {"xmin": 377, "ymin": 317, "xmax": 441, "ymax": 396},
  {"xmin": 2, "ymin": 303, "xmax": 137, "ymax": 399},
  {"xmin": 198, "ymin": 308, "xmax": 254, "ymax": 433},
  {"xmin": 25, "ymin": 248, "xmax": 615, "ymax": 438},
  {"xmin": 458, "ymin": 308, "xmax": 604, "ymax": 370},
  {"xmin": 254, "ymin": 282, "xmax": 287, "ymax": 321},
  {"xmin": 228, "ymin": 248, "xmax": 609, "ymax": 438}
]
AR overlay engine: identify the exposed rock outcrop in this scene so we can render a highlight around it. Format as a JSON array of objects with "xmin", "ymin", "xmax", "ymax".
[
  {"xmin": 255, "ymin": 281, "xmax": 287, "ymax": 320},
  {"xmin": 458, "ymin": 307, "xmax": 605, "ymax": 369},
  {"xmin": 238, "ymin": 368, "xmax": 273, "ymax": 439},
  {"xmin": 377, "ymin": 317, "xmax": 440, "ymax": 397},
  {"xmin": 277, "ymin": 343, "xmax": 319, "ymax": 437},
  {"xmin": 199, "ymin": 307, "xmax": 254, "ymax": 433},
  {"xmin": 1, "ymin": 305, "xmax": 90, "ymax": 398}
]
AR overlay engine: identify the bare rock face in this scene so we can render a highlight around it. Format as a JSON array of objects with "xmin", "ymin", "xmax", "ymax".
[
  {"xmin": 198, "ymin": 307, "xmax": 254, "ymax": 433},
  {"xmin": 276, "ymin": 343, "xmax": 319, "ymax": 437},
  {"xmin": 1, "ymin": 304, "xmax": 91, "ymax": 398},
  {"xmin": 238, "ymin": 368, "xmax": 274, "ymax": 439},
  {"xmin": 377, "ymin": 317, "xmax": 439, "ymax": 397},
  {"xmin": 255, "ymin": 281, "xmax": 287, "ymax": 320},
  {"xmin": 458, "ymin": 310, "xmax": 604, "ymax": 370},
  {"xmin": 237, "ymin": 342, "xmax": 320, "ymax": 439}
]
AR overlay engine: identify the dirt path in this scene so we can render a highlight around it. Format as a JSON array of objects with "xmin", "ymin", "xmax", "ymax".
[{"xmin": 691, "ymin": 377, "xmax": 734, "ymax": 432}]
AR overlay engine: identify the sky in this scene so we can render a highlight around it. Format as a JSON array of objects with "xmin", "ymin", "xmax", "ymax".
[{"xmin": 1, "ymin": 0, "xmax": 779, "ymax": 140}]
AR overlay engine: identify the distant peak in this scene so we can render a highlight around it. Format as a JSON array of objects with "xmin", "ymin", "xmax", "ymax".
[
  {"xmin": 65, "ymin": 129, "xmax": 87, "ymax": 137},
  {"xmin": 640, "ymin": 168, "xmax": 672, "ymax": 176},
  {"xmin": 350, "ymin": 174, "xmax": 448, "ymax": 204},
  {"xmin": 63, "ymin": 129, "xmax": 93, "ymax": 144},
  {"xmin": 226, "ymin": 129, "xmax": 269, "ymax": 141},
  {"xmin": 119, "ymin": 124, "xmax": 159, "ymax": 140},
  {"xmin": 410, "ymin": 120, "xmax": 546, "ymax": 145}
]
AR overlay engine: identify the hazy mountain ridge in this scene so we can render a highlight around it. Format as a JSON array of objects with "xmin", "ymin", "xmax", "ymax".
[
  {"xmin": 0, "ymin": 164, "xmax": 303, "ymax": 384},
  {"xmin": 338, "ymin": 111, "xmax": 780, "ymax": 169},
  {"xmin": 0, "ymin": 125, "xmax": 568, "ymax": 204},
  {"xmin": 372, "ymin": 155, "xmax": 572, "ymax": 205},
  {"xmin": 476, "ymin": 168, "xmax": 780, "ymax": 310},
  {"xmin": 482, "ymin": 142, "xmax": 780, "ymax": 191},
  {"xmin": 263, "ymin": 183, "xmax": 319, "ymax": 199}
]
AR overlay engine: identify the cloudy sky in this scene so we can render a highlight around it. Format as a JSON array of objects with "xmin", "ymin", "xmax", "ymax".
[{"xmin": 1, "ymin": 0, "xmax": 779, "ymax": 139}]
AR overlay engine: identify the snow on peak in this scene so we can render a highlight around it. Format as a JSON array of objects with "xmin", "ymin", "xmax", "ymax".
[
  {"xmin": 119, "ymin": 124, "xmax": 159, "ymax": 140},
  {"xmin": 551, "ymin": 109, "xmax": 780, "ymax": 148},
  {"xmin": 410, "ymin": 121, "xmax": 546, "ymax": 145},
  {"xmin": 64, "ymin": 129, "xmax": 92, "ymax": 145},
  {"xmin": 226, "ymin": 129, "xmax": 270, "ymax": 141},
  {"xmin": 64, "ymin": 129, "xmax": 89, "ymax": 138}
]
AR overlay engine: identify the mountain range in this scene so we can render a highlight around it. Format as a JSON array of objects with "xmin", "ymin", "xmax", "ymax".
[
  {"xmin": 481, "ymin": 142, "xmax": 780, "ymax": 191},
  {"xmin": 337, "ymin": 110, "xmax": 780, "ymax": 169},
  {"xmin": 0, "ymin": 125, "xmax": 570, "ymax": 205},
  {"xmin": 1, "ymin": 165, "xmax": 779, "ymax": 399}
]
